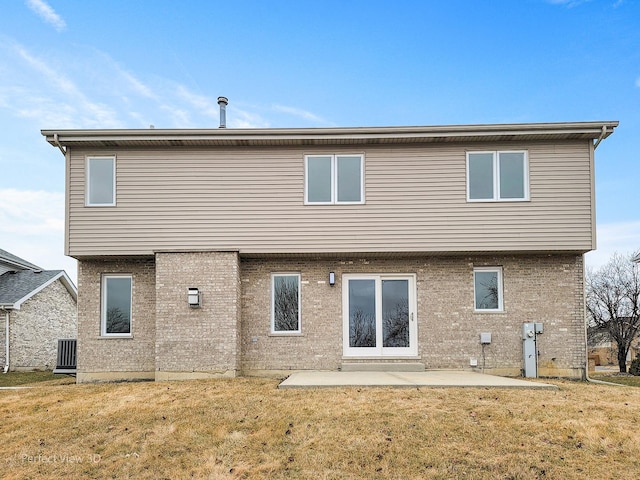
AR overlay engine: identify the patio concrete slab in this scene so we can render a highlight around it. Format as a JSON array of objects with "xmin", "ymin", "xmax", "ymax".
[{"xmin": 278, "ymin": 370, "xmax": 558, "ymax": 389}]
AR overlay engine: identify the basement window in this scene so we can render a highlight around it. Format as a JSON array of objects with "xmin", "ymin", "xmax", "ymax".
[{"xmin": 86, "ymin": 156, "xmax": 116, "ymax": 206}]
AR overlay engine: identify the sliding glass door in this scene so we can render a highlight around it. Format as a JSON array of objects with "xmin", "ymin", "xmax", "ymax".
[{"xmin": 343, "ymin": 275, "xmax": 417, "ymax": 357}]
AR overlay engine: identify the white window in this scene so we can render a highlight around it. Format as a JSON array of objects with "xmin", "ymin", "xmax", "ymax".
[
  {"xmin": 467, "ymin": 151, "xmax": 528, "ymax": 201},
  {"xmin": 101, "ymin": 275, "xmax": 132, "ymax": 336},
  {"xmin": 473, "ymin": 267, "xmax": 503, "ymax": 312},
  {"xmin": 305, "ymin": 154, "xmax": 364, "ymax": 204},
  {"xmin": 271, "ymin": 273, "xmax": 301, "ymax": 334},
  {"xmin": 87, "ymin": 156, "xmax": 116, "ymax": 206}
]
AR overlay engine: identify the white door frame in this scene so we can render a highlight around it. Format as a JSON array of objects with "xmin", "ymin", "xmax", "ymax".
[{"xmin": 342, "ymin": 273, "xmax": 417, "ymax": 357}]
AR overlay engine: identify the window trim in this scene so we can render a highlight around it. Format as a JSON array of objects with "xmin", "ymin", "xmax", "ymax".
[
  {"xmin": 101, "ymin": 274, "xmax": 133, "ymax": 337},
  {"xmin": 270, "ymin": 273, "xmax": 302, "ymax": 335},
  {"xmin": 342, "ymin": 273, "xmax": 418, "ymax": 357},
  {"xmin": 466, "ymin": 150, "xmax": 529, "ymax": 202},
  {"xmin": 304, "ymin": 154, "xmax": 365, "ymax": 205},
  {"xmin": 473, "ymin": 267, "xmax": 504, "ymax": 312},
  {"xmin": 86, "ymin": 155, "xmax": 116, "ymax": 207}
]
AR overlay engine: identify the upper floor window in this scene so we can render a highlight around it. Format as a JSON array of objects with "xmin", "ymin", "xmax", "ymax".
[
  {"xmin": 305, "ymin": 154, "xmax": 364, "ymax": 204},
  {"xmin": 101, "ymin": 274, "xmax": 132, "ymax": 336},
  {"xmin": 467, "ymin": 151, "xmax": 528, "ymax": 202},
  {"xmin": 87, "ymin": 156, "xmax": 116, "ymax": 206}
]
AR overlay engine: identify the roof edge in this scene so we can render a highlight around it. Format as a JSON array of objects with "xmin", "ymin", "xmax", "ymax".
[
  {"xmin": 5, "ymin": 271, "xmax": 77, "ymax": 309},
  {"xmin": 42, "ymin": 121, "xmax": 619, "ymax": 146}
]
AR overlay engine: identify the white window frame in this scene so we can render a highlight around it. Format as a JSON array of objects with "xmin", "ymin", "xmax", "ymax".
[
  {"xmin": 101, "ymin": 274, "xmax": 133, "ymax": 337},
  {"xmin": 304, "ymin": 154, "xmax": 365, "ymax": 205},
  {"xmin": 473, "ymin": 267, "xmax": 504, "ymax": 312},
  {"xmin": 271, "ymin": 273, "xmax": 302, "ymax": 334},
  {"xmin": 342, "ymin": 273, "xmax": 418, "ymax": 357},
  {"xmin": 466, "ymin": 150, "xmax": 529, "ymax": 202},
  {"xmin": 86, "ymin": 155, "xmax": 116, "ymax": 206}
]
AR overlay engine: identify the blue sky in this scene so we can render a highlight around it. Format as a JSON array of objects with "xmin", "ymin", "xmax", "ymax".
[{"xmin": 1, "ymin": 0, "xmax": 639, "ymax": 282}]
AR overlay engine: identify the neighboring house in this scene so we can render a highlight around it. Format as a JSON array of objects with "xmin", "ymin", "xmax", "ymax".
[
  {"xmin": 0, "ymin": 249, "xmax": 77, "ymax": 372},
  {"xmin": 42, "ymin": 120, "xmax": 618, "ymax": 383},
  {"xmin": 588, "ymin": 339, "xmax": 640, "ymax": 368}
]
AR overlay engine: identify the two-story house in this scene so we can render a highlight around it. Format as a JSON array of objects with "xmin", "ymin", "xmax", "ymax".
[{"xmin": 43, "ymin": 120, "xmax": 617, "ymax": 383}]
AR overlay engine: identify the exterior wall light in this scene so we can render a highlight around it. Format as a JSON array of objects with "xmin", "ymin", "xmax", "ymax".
[
  {"xmin": 329, "ymin": 272, "xmax": 335, "ymax": 286},
  {"xmin": 188, "ymin": 288, "xmax": 201, "ymax": 308}
]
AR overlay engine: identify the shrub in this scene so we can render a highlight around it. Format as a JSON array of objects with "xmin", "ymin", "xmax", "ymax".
[{"xmin": 629, "ymin": 354, "xmax": 640, "ymax": 376}]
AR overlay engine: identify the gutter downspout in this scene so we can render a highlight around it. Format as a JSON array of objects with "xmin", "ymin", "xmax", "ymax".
[
  {"xmin": 2, "ymin": 308, "xmax": 8, "ymax": 373},
  {"xmin": 593, "ymin": 125, "xmax": 607, "ymax": 151},
  {"xmin": 53, "ymin": 133, "xmax": 66, "ymax": 157}
]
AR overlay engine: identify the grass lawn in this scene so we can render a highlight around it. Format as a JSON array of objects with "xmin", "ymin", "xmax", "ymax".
[
  {"xmin": 590, "ymin": 372, "xmax": 640, "ymax": 387},
  {"xmin": 0, "ymin": 371, "xmax": 75, "ymax": 388},
  {"xmin": 1, "ymin": 377, "xmax": 639, "ymax": 479}
]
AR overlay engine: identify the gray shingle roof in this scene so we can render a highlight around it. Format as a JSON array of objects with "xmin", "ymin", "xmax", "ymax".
[
  {"xmin": 0, "ymin": 270, "xmax": 64, "ymax": 305},
  {"xmin": 0, "ymin": 248, "xmax": 42, "ymax": 271}
]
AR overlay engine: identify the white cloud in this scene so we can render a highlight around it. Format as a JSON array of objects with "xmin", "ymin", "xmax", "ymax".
[
  {"xmin": 229, "ymin": 108, "xmax": 270, "ymax": 129},
  {"xmin": 546, "ymin": 0, "xmax": 593, "ymax": 7},
  {"xmin": 25, "ymin": 0, "xmax": 67, "ymax": 32},
  {"xmin": 585, "ymin": 220, "xmax": 640, "ymax": 269},
  {"xmin": 9, "ymin": 43, "xmax": 120, "ymax": 128},
  {"xmin": 273, "ymin": 104, "xmax": 325, "ymax": 124},
  {"xmin": 1, "ymin": 40, "xmax": 317, "ymax": 131},
  {"xmin": 176, "ymin": 86, "xmax": 220, "ymax": 119},
  {"xmin": 0, "ymin": 188, "xmax": 76, "ymax": 283}
]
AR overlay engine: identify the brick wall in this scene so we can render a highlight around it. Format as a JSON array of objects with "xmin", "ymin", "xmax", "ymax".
[
  {"xmin": 155, "ymin": 251, "xmax": 241, "ymax": 378},
  {"xmin": 9, "ymin": 279, "xmax": 77, "ymax": 370},
  {"xmin": 77, "ymin": 258, "xmax": 156, "ymax": 381},
  {"xmin": 77, "ymin": 252, "xmax": 586, "ymax": 381},
  {"xmin": 240, "ymin": 254, "xmax": 586, "ymax": 377}
]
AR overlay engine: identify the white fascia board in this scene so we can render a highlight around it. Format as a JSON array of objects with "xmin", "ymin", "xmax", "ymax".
[
  {"xmin": 42, "ymin": 121, "xmax": 620, "ymax": 147},
  {"xmin": 11, "ymin": 271, "xmax": 77, "ymax": 309}
]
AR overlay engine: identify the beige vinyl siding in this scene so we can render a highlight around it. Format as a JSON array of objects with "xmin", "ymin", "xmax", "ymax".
[{"xmin": 66, "ymin": 141, "xmax": 594, "ymax": 257}]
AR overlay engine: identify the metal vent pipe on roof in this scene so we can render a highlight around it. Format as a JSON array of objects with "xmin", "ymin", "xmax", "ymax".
[{"xmin": 217, "ymin": 96, "xmax": 228, "ymax": 128}]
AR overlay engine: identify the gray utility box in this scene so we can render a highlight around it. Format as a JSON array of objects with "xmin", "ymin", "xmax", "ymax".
[
  {"xmin": 522, "ymin": 322, "xmax": 543, "ymax": 378},
  {"xmin": 480, "ymin": 332, "xmax": 492, "ymax": 344}
]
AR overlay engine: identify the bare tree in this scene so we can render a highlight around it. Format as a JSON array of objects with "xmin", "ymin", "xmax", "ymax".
[
  {"xmin": 383, "ymin": 298, "xmax": 409, "ymax": 347},
  {"xmin": 107, "ymin": 307, "xmax": 130, "ymax": 333},
  {"xmin": 476, "ymin": 274, "xmax": 499, "ymax": 309},
  {"xmin": 350, "ymin": 309, "xmax": 376, "ymax": 347},
  {"xmin": 273, "ymin": 278, "xmax": 299, "ymax": 331},
  {"xmin": 586, "ymin": 251, "xmax": 640, "ymax": 373}
]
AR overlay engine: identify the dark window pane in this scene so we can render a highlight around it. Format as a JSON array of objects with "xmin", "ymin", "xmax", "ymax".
[
  {"xmin": 382, "ymin": 279, "xmax": 409, "ymax": 347},
  {"xmin": 475, "ymin": 271, "xmax": 499, "ymax": 310},
  {"xmin": 273, "ymin": 275, "xmax": 299, "ymax": 331},
  {"xmin": 349, "ymin": 279, "xmax": 376, "ymax": 347},
  {"xmin": 105, "ymin": 277, "xmax": 131, "ymax": 333}
]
